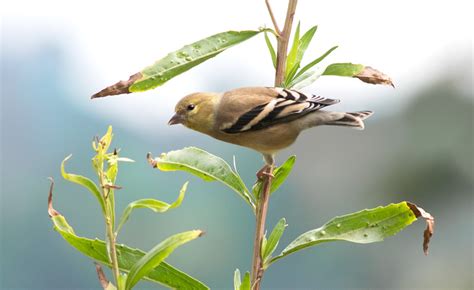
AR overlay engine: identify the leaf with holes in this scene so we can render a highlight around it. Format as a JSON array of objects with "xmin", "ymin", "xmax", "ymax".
[
  {"xmin": 269, "ymin": 202, "xmax": 434, "ymax": 265},
  {"xmin": 92, "ymin": 30, "xmax": 264, "ymax": 98}
]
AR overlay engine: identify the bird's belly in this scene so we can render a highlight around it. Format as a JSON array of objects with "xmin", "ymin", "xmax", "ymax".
[{"xmin": 211, "ymin": 123, "xmax": 299, "ymax": 154}]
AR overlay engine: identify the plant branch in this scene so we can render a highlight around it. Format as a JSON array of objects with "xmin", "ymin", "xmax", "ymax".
[
  {"xmin": 251, "ymin": 166, "xmax": 274, "ymax": 290},
  {"xmin": 101, "ymin": 171, "xmax": 121, "ymax": 287},
  {"xmin": 105, "ymin": 205, "xmax": 120, "ymax": 286},
  {"xmin": 250, "ymin": 1, "xmax": 298, "ymax": 289},
  {"xmin": 275, "ymin": 0, "xmax": 298, "ymax": 87},
  {"xmin": 265, "ymin": 0, "xmax": 281, "ymax": 35}
]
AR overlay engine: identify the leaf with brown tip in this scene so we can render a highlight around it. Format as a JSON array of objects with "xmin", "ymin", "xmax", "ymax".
[
  {"xmin": 91, "ymin": 30, "xmax": 262, "ymax": 98},
  {"xmin": 407, "ymin": 202, "xmax": 435, "ymax": 255},
  {"xmin": 91, "ymin": 73, "xmax": 142, "ymax": 99},
  {"xmin": 354, "ymin": 66, "xmax": 394, "ymax": 87}
]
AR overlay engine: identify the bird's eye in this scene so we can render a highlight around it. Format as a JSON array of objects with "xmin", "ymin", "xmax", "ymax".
[{"xmin": 187, "ymin": 104, "xmax": 195, "ymax": 111}]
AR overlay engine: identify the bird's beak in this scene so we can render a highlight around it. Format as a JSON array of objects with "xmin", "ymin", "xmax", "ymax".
[{"xmin": 168, "ymin": 113, "xmax": 184, "ymax": 125}]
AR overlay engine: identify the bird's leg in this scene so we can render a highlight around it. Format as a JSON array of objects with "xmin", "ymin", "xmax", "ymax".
[{"xmin": 256, "ymin": 154, "xmax": 276, "ymax": 180}]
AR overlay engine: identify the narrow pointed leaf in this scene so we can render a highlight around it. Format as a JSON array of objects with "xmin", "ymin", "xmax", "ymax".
[
  {"xmin": 285, "ymin": 22, "xmax": 301, "ymax": 80},
  {"xmin": 92, "ymin": 30, "xmax": 262, "ymax": 98},
  {"xmin": 261, "ymin": 234, "xmax": 267, "ymax": 258},
  {"xmin": 233, "ymin": 269, "xmax": 241, "ymax": 290},
  {"xmin": 289, "ymin": 70, "xmax": 322, "ymax": 89},
  {"xmin": 286, "ymin": 25, "xmax": 318, "ymax": 84},
  {"xmin": 116, "ymin": 182, "xmax": 188, "ymax": 235},
  {"xmin": 264, "ymin": 31, "xmax": 277, "ymax": 68},
  {"xmin": 294, "ymin": 45, "xmax": 338, "ymax": 79},
  {"xmin": 252, "ymin": 156, "xmax": 296, "ymax": 198},
  {"xmin": 149, "ymin": 147, "xmax": 255, "ymax": 211},
  {"xmin": 262, "ymin": 218, "xmax": 287, "ymax": 266},
  {"xmin": 270, "ymin": 202, "xmax": 435, "ymax": 265},
  {"xmin": 240, "ymin": 272, "xmax": 250, "ymax": 290},
  {"xmin": 125, "ymin": 230, "xmax": 204, "ymax": 290},
  {"xmin": 61, "ymin": 155, "xmax": 105, "ymax": 215},
  {"xmin": 48, "ymin": 182, "xmax": 208, "ymax": 289}
]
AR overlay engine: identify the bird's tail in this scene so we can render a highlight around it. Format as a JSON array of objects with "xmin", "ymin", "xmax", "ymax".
[{"xmin": 324, "ymin": 111, "xmax": 374, "ymax": 130}]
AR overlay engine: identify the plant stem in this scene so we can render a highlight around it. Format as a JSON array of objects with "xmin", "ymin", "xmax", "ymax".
[
  {"xmin": 101, "ymin": 170, "xmax": 120, "ymax": 287},
  {"xmin": 275, "ymin": 0, "xmax": 298, "ymax": 87},
  {"xmin": 250, "ymin": 1, "xmax": 298, "ymax": 289},
  {"xmin": 251, "ymin": 165, "xmax": 273, "ymax": 290},
  {"xmin": 105, "ymin": 202, "xmax": 120, "ymax": 286},
  {"xmin": 265, "ymin": 0, "xmax": 281, "ymax": 35}
]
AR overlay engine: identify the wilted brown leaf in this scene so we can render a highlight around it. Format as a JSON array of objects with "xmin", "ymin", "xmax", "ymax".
[
  {"xmin": 47, "ymin": 178, "xmax": 61, "ymax": 217},
  {"xmin": 407, "ymin": 202, "xmax": 435, "ymax": 255},
  {"xmin": 354, "ymin": 66, "xmax": 394, "ymax": 87},
  {"xmin": 146, "ymin": 152, "xmax": 158, "ymax": 168},
  {"xmin": 91, "ymin": 72, "xmax": 142, "ymax": 99}
]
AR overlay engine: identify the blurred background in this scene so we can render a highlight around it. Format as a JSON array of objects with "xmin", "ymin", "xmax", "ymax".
[{"xmin": 1, "ymin": 0, "xmax": 472, "ymax": 289}]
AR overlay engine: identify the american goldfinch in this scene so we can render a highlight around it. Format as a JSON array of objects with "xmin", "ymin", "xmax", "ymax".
[{"xmin": 169, "ymin": 87, "xmax": 373, "ymax": 166}]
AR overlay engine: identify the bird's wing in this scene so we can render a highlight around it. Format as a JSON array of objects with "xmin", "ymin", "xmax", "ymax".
[{"xmin": 218, "ymin": 87, "xmax": 340, "ymax": 133}]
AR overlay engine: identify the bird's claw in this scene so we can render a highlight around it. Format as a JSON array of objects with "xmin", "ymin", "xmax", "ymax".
[{"xmin": 256, "ymin": 165, "xmax": 274, "ymax": 180}]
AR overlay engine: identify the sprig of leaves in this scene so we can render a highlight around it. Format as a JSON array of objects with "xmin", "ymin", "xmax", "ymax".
[
  {"xmin": 263, "ymin": 23, "xmax": 393, "ymax": 89},
  {"xmin": 49, "ymin": 127, "xmax": 207, "ymax": 289},
  {"xmin": 147, "ymin": 147, "xmax": 434, "ymax": 283}
]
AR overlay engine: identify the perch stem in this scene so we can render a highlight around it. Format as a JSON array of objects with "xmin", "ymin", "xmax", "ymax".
[{"xmin": 250, "ymin": 1, "xmax": 298, "ymax": 289}]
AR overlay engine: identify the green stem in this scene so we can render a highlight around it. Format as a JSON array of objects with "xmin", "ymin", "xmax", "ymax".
[{"xmin": 101, "ymin": 171, "xmax": 121, "ymax": 288}]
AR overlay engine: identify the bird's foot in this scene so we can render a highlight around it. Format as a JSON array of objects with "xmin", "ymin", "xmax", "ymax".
[{"xmin": 256, "ymin": 165, "xmax": 274, "ymax": 180}]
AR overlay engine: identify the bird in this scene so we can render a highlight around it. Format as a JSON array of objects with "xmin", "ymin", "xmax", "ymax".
[{"xmin": 168, "ymin": 87, "xmax": 373, "ymax": 174}]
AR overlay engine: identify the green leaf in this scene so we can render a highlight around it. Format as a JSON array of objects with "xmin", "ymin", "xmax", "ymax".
[
  {"xmin": 92, "ymin": 125, "xmax": 114, "ymax": 157},
  {"xmin": 92, "ymin": 30, "xmax": 263, "ymax": 98},
  {"xmin": 233, "ymin": 269, "xmax": 241, "ymax": 290},
  {"xmin": 151, "ymin": 147, "xmax": 255, "ymax": 211},
  {"xmin": 117, "ymin": 274, "xmax": 126, "ymax": 290},
  {"xmin": 294, "ymin": 46, "xmax": 338, "ymax": 79},
  {"xmin": 270, "ymin": 202, "xmax": 421, "ymax": 265},
  {"xmin": 61, "ymin": 155, "xmax": 105, "ymax": 215},
  {"xmin": 336, "ymin": 65, "xmax": 395, "ymax": 87},
  {"xmin": 50, "ymin": 214, "xmax": 208, "ymax": 289},
  {"xmin": 289, "ymin": 70, "xmax": 321, "ymax": 89},
  {"xmin": 264, "ymin": 31, "xmax": 277, "ymax": 68},
  {"xmin": 125, "ymin": 230, "xmax": 204, "ymax": 290},
  {"xmin": 285, "ymin": 25, "xmax": 318, "ymax": 84},
  {"xmin": 285, "ymin": 21, "xmax": 301, "ymax": 81},
  {"xmin": 252, "ymin": 156, "xmax": 296, "ymax": 198},
  {"xmin": 116, "ymin": 182, "xmax": 188, "ymax": 235},
  {"xmin": 322, "ymin": 62, "xmax": 364, "ymax": 77},
  {"xmin": 262, "ymin": 218, "xmax": 287, "ymax": 267},
  {"xmin": 240, "ymin": 272, "xmax": 250, "ymax": 290}
]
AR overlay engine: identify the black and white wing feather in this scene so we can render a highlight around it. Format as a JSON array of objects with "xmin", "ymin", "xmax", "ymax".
[{"xmin": 222, "ymin": 88, "xmax": 339, "ymax": 133}]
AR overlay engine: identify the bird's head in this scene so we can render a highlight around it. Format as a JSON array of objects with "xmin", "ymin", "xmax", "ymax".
[{"xmin": 168, "ymin": 92, "xmax": 218, "ymax": 133}]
